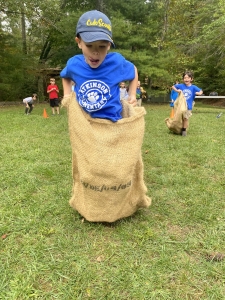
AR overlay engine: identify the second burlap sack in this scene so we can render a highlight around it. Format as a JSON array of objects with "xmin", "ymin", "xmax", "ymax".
[
  {"xmin": 165, "ymin": 91, "xmax": 188, "ymax": 134},
  {"xmin": 62, "ymin": 93, "xmax": 151, "ymax": 223}
]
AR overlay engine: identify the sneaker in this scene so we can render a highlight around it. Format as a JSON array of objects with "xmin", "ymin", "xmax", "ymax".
[{"xmin": 182, "ymin": 130, "xmax": 187, "ymax": 137}]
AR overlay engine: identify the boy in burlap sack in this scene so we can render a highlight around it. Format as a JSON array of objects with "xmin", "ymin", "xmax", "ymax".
[
  {"xmin": 165, "ymin": 91, "xmax": 188, "ymax": 135},
  {"xmin": 169, "ymin": 70, "xmax": 203, "ymax": 136},
  {"xmin": 60, "ymin": 10, "xmax": 151, "ymax": 222}
]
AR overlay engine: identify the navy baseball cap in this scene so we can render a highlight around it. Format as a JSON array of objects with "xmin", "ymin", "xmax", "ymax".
[{"xmin": 76, "ymin": 10, "xmax": 115, "ymax": 48}]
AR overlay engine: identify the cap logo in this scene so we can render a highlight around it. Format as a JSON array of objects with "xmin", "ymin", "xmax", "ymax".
[{"xmin": 86, "ymin": 18, "xmax": 111, "ymax": 33}]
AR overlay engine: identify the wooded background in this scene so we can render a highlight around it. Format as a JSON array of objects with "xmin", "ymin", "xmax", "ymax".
[{"xmin": 1, "ymin": 0, "xmax": 225, "ymax": 101}]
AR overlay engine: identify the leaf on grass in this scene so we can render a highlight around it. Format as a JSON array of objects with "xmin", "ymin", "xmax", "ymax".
[
  {"xmin": 86, "ymin": 288, "xmax": 91, "ymax": 297},
  {"xmin": 206, "ymin": 252, "xmax": 225, "ymax": 262},
  {"xmin": 96, "ymin": 255, "xmax": 105, "ymax": 262},
  {"xmin": 145, "ymin": 150, "xmax": 149, "ymax": 154},
  {"xmin": 1, "ymin": 234, "xmax": 8, "ymax": 240}
]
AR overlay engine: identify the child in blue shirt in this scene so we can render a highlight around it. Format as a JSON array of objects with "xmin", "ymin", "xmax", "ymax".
[
  {"xmin": 136, "ymin": 81, "xmax": 142, "ymax": 107},
  {"xmin": 170, "ymin": 81, "xmax": 179, "ymax": 107},
  {"xmin": 60, "ymin": 10, "xmax": 138, "ymax": 122},
  {"xmin": 172, "ymin": 71, "xmax": 203, "ymax": 136}
]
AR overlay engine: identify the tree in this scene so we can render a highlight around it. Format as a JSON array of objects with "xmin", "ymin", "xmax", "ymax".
[{"xmin": 1, "ymin": 0, "xmax": 225, "ymax": 101}]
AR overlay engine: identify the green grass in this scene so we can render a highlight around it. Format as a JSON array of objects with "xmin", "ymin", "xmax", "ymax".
[{"xmin": 0, "ymin": 102, "xmax": 225, "ymax": 299}]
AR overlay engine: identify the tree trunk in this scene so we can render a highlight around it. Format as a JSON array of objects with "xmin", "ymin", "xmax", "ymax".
[
  {"xmin": 96, "ymin": 0, "xmax": 105, "ymax": 11},
  {"xmin": 158, "ymin": 0, "xmax": 170, "ymax": 51},
  {"xmin": 21, "ymin": 4, "xmax": 27, "ymax": 54}
]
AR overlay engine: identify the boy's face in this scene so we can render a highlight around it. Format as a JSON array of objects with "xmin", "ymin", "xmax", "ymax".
[
  {"xmin": 50, "ymin": 79, "xmax": 55, "ymax": 85},
  {"xmin": 120, "ymin": 82, "xmax": 125, "ymax": 88},
  {"xmin": 183, "ymin": 75, "xmax": 193, "ymax": 86},
  {"xmin": 75, "ymin": 37, "xmax": 111, "ymax": 68}
]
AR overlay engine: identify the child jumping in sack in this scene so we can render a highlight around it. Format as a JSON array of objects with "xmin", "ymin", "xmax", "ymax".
[
  {"xmin": 59, "ymin": 10, "xmax": 150, "ymax": 222},
  {"xmin": 60, "ymin": 10, "xmax": 138, "ymax": 121},
  {"xmin": 171, "ymin": 70, "xmax": 203, "ymax": 136}
]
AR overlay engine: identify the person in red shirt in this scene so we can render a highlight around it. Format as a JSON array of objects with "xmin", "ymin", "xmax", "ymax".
[{"xmin": 47, "ymin": 78, "xmax": 60, "ymax": 115}]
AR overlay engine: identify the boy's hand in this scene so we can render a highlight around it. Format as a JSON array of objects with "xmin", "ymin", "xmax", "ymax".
[{"xmin": 128, "ymin": 96, "xmax": 137, "ymax": 106}]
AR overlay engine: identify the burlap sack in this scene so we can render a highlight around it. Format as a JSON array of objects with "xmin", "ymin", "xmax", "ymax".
[
  {"xmin": 62, "ymin": 92, "xmax": 151, "ymax": 222},
  {"xmin": 165, "ymin": 91, "xmax": 188, "ymax": 134}
]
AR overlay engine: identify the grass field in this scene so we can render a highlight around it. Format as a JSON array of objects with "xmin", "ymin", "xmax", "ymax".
[{"xmin": 0, "ymin": 102, "xmax": 225, "ymax": 299}]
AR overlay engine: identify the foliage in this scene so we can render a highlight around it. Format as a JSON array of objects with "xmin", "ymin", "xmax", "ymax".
[
  {"xmin": 1, "ymin": 0, "xmax": 225, "ymax": 100},
  {"xmin": 0, "ymin": 29, "xmax": 37, "ymax": 101}
]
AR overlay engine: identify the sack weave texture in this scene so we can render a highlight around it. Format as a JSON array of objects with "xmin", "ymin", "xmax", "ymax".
[
  {"xmin": 165, "ymin": 92, "xmax": 188, "ymax": 134},
  {"xmin": 62, "ymin": 93, "xmax": 151, "ymax": 222}
]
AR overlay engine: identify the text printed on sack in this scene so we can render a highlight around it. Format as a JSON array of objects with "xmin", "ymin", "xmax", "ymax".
[{"xmin": 81, "ymin": 180, "xmax": 132, "ymax": 192}]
